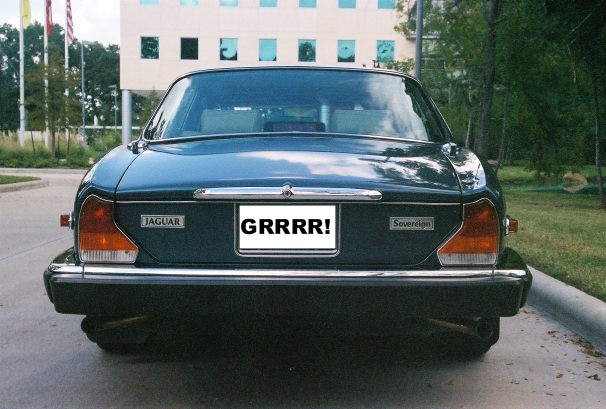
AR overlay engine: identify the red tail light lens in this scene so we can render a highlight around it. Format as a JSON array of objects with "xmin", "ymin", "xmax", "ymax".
[
  {"xmin": 438, "ymin": 199, "xmax": 499, "ymax": 266},
  {"xmin": 78, "ymin": 196, "xmax": 138, "ymax": 263}
]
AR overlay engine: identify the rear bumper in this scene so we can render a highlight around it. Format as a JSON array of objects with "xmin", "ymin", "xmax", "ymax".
[{"xmin": 44, "ymin": 248, "xmax": 532, "ymax": 318}]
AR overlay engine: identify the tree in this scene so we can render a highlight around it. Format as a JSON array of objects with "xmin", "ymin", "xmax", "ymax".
[
  {"xmin": 475, "ymin": 0, "xmax": 502, "ymax": 159},
  {"xmin": 25, "ymin": 46, "xmax": 80, "ymax": 157},
  {"xmin": 0, "ymin": 21, "xmax": 120, "ymax": 136},
  {"xmin": 545, "ymin": 0, "xmax": 606, "ymax": 208}
]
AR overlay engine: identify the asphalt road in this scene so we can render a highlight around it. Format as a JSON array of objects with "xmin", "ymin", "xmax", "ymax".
[{"xmin": 1, "ymin": 169, "xmax": 605, "ymax": 409}]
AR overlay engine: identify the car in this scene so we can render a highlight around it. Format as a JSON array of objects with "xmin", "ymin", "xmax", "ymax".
[{"xmin": 44, "ymin": 66, "xmax": 531, "ymax": 356}]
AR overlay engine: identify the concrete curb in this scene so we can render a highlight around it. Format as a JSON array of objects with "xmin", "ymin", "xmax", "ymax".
[
  {"xmin": 527, "ymin": 266, "xmax": 606, "ymax": 353},
  {"xmin": 0, "ymin": 178, "xmax": 49, "ymax": 193}
]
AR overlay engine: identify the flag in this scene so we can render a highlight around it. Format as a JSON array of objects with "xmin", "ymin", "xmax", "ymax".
[
  {"xmin": 21, "ymin": 0, "xmax": 31, "ymax": 27},
  {"xmin": 46, "ymin": 0, "xmax": 53, "ymax": 37},
  {"xmin": 66, "ymin": 0, "xmax": 74, "ymax": 45}
]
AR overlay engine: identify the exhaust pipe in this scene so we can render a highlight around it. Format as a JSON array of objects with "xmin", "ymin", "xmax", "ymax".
[
  {"xmin": 426, "ymin": 318, "xmax": 497, "ymax": 340},
  {"xmin": 81, "ymin": 316, "xmax": 157, "ymax": 345}
]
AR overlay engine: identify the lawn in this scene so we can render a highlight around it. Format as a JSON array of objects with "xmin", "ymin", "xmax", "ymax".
[
  {"xmin": 502, "ymin": 177, "xmax": 606, "ymax": 302},
  {"xmin": 0, "ymin": 175, "xmax": 39, "ymax": 185}
]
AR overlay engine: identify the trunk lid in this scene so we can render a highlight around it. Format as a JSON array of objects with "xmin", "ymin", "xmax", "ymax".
[{"xmin": 114, "ymin": 136, "xmax": 462, "ymax": 267}]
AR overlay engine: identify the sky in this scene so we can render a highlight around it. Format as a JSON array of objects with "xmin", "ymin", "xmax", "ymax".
[{"xmin": 0, "ymin": 0, "xmax": 120, "ymax": 45}]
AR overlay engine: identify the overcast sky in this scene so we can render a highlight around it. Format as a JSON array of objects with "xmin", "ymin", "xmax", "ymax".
[{"xmin": 0, "ymin": 0, "xmax": 120, "ymax": 45}]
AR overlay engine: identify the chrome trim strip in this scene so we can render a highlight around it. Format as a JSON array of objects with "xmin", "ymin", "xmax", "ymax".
[
  {"xmin": 116, "ymin": 200, "xmax": 459, "ymax": 206},
  {"xmin": 45, "ymin": 264, "xmax": 528, "ymax": 280},
  {"xmin": 193, "ymin": 186, "xmax": 382, "ymax": 201}
]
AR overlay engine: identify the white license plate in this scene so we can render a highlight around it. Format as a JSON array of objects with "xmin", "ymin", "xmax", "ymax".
[{"xmin": 237, "ymin": 205, "xmax": 338, "ymax": 255}]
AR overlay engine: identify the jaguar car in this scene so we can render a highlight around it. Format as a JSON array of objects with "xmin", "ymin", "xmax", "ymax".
[{"xmin": 44, "ymin": 66, "xmax": 531, "ymax": 356}]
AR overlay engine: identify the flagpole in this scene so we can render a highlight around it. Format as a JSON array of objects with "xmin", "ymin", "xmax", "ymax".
[
  {"xmin": 44, "ymin": 4, "xmax": 49, "ymax": 148},
  {"xmin": 19, "ymin": 0, "xmax": 26, "ymax": 147},
  {"xmin": 65, "ymin": 0, "xmax": 70, "ymax": 148}
]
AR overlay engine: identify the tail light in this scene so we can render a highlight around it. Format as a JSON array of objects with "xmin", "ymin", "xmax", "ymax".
[
  {"xmin": 78, "ymin": 196, "xmax": 138, "ymax": 263},
  {"xmin": 438, "ymin": 199, "xmax": 499, "ymax": 266}
]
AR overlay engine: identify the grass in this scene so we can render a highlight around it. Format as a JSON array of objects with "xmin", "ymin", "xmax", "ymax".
[
  {"xmin": 503, "ymin": 176, "xmax": 606, "ymax": 302},
  {"xmin": 0, "ymin": 175, "xmax": 39, "ymax": 184}
]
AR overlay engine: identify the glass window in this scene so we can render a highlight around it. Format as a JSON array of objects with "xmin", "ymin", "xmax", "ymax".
[
  {"xmin": 260, "ymin": 0, "xmax": 277, "ymax": 6},
  {"xmin": 143, "ymin": 69, "xmax": 447, "ymax": 142},
  {"xmin": 378, "ymin": 0, "xmax": 395, "ymax": 9},
  {"xmin": 259, "ymin": 39, "xmax": 277, "ymax": 62},
  {"xmin": 180, "ymin": 0, "xmax": 199, "ymax": 5},
  {"xmin": 181, "ymin": 38, "xmax": 198, "ymax": 60},
  {"xmin": 220, "ymin": 0, "xmax": 238, "ymax": 6},
  {"xmin": 299, "ymin": 0, "xmax": 316, "ymax": 8},
  {"xmin": 141, "ymin": 37, "xmax": 159, "ymax": 59},
  {"xmin": 140, "ymin": 0, "xmax": 159, "ymax": 4},
  {"xmin": 220, "ymin": 38, "xmax": 238, "ymax": 61},
  {"xmin": 298, "ymin": 40, "xmax": 316, "ymax": 62},
  {"xmin": 376, "ymin": 40, "xmax": 395, "ymax": 63},
  {"xmin": 339, "ymin": 0, "xmax": 356, "ymax": 8},
  {"xmin": 337, "ymin": 40, "xmax": 355, "ymax": 62}
]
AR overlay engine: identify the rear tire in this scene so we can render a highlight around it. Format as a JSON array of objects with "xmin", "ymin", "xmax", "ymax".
[{"xmin": 81, "ymin": 316, "xmax": 157, "ymax": 354}]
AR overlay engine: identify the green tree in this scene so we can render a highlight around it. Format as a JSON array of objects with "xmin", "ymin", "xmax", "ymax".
[
  {"xmin": 25, "ymin": 47, "xmax": 80, "ymax": 157},
  {"xmin": 0, "ymin": 21, "xmax": 120, "ymax": 135},
  {"xmin": 545, "ymin": 0, "xmax": 606, "ymax": 208}
]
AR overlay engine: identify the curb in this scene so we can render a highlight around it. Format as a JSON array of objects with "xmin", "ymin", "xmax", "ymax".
[
  {"xmin": 527, "ymin": 266, "xmax": 606, "ymax": 353},
  {"xmin": 0, "ymin": 179, "xmax": 49, "ymax": 193}
]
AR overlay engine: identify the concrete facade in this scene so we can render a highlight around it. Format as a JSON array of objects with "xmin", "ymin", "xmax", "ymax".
[{"xmin": 120, "ymin": 0, "xmax": 415, "ymax": 94}]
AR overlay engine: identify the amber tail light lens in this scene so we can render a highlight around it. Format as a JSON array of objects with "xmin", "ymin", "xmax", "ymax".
[
  {"xmin": 78, "ymin": 196, "xmax": 138, "ymax": 263},
  {"xmin": 438, "ymin": 199, "xmax": 499, "ymax": 266}
]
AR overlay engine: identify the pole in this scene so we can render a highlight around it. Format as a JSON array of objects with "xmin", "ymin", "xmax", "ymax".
[
  {"xmin": 19, "ymin": 1, "xmax": 26, "ymax": 147},
  {"xmin": 65, "ymin": 0, "xmax": 70, "ymax": 147},
  {"xmin": 44, "ymin": 16, "xmax": 49, "ymax": 148},
  {"xmin": 414, "ymin": 0, "xmax": 424, "ymax": 81},
  {"xmin": 109, "ymin": 84, "xmax": 118, "ymax": 130},
  {"xmin": 81, "ymin": 41, "xmax": 86, "ymax": 140},
  {"xmin": 122, "ymin": 89, "xmax": 132, "ymax": 145}
]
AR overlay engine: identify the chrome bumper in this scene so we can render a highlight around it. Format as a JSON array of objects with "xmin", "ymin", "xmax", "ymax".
[{"xmin": 44, "ymin": 248, "xmax": 531, "ymax": 318}]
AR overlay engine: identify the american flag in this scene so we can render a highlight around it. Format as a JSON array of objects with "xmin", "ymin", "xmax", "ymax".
[
  {"xmin": 66, "ymin": 0, "xmax": 74, "ymax": 45},
  {"xmin": 45, "ymin": 0, "xmax": 52, "ymax": 36}
]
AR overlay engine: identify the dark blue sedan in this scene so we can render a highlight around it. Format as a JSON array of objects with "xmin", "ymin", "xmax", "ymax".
[{"xmin": 44, "ymin": 67, "xmax": 531, "ymax": 356}]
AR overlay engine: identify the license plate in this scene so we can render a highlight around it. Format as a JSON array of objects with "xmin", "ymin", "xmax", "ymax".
[{"xmin": 237, "ymin": 205, "xmax": 338, "ymax": 256}]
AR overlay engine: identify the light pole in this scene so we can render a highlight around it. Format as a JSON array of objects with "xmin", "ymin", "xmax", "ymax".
[
  {"xmin": 80, "ymin": 40, "xmax": 93, "ymax": 139},
  {"xmin": 109, "ymin": 84, "xmax": 118, "ymax": 130},
  {"xmin": 415, "ymin": 0, "xmax": 424, "ymax": 80}
]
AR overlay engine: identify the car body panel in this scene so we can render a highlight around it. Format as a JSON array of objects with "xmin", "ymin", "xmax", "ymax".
[{"xmin": 43, "ymin": 67, "xmax": 531, "ymax": 349}]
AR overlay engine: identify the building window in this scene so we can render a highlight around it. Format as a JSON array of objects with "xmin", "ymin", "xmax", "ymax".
[
  {"xmin": 339, "ymin": 0, "xmax": 356, "ymax": 8},
  {"xmin": 260, "ymin": 0, "xmax": 277, "ymax": 6},
  {"xmin": 259, "ymin": 39, "xmax": 277, "ymax": 61},
  {"xmin": 140, "ymin": 0, "xmax": 159, "ymax": 4},
  {"xmin": 378, "ymin": 0, "xmax": 395, "ymax": 9},
  {"xmin": 141, "ymin": 37, "xmax": 159, "ymax": 59},
  {"xmin": 180, "ymin": 0, "xmax": 199, "ymax": 5},
  {"xmin": 299, "ymin": 0, "xmax": 316, "ymax": 8},
  {"xmin": 298, "ymin": 39, "xmax": 316, "ymax": 62},
  {"xmin": 181, "ymin": 38, "xmax": 198, "ymax": 60},
  {"xmin": 220, "ymin": 38, "xmax": 238, "ymax": 61},
  {"xmin": 337, "ymin": 40, "xmax": 355, "ymax": 62},
  {"xmin": 376, "ymin": 40, "xmax": 395, "ymax": 63},
  {"xmin": 220, "ymin": 0, "xmax": 238, "ymax": 6}
]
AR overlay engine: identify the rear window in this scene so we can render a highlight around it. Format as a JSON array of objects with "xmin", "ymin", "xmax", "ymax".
[{"xmin": 143, "ymin": 69, "xmax": 448, "ymax": 143}]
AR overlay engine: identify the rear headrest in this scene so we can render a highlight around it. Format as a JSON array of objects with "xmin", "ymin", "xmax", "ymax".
[
  {"xmin": 331, "ymin": 109, "xmax": 395, "ymax": 135},
  {"xmin": 201, "ymin": 109, "xmax": 262, "ymax": 134}
]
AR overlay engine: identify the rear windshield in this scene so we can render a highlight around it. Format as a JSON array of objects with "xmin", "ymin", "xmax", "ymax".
[{"xmin": 143, "ymin": 69, "xmax": 448, "ymax": 143}]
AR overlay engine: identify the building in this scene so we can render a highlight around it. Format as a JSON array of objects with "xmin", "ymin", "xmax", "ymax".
[{"xmin": 119, "ymin": 0, "xmax": 415, "ymax": 141}]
